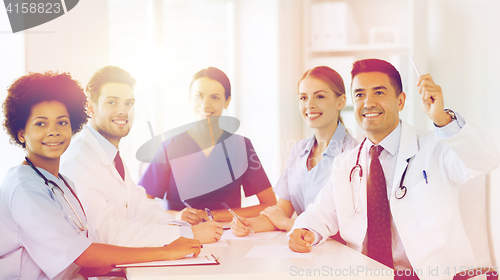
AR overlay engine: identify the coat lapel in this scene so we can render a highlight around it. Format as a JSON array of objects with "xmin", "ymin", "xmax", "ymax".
[{"xmin": 82, "ymin": 127, "xmax": 124, "ymax": 182}]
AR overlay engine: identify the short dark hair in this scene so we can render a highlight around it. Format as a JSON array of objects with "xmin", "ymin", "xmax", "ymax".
[
  {"xmin": 189, "ymin": 67, "xmax": 231, "ymax": 100},
  {"xmin": 86, "ymin": 66, "xmax": 136, "ymax": 104},
  {"xmin": 351, "ymin": 58, "xmax": 403, "ymax": 96},
  {"xmin": 2, "ymin": 72, "xmax": 88, "ymax": 148}
]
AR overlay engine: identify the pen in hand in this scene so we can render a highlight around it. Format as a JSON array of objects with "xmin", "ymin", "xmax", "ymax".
[
  {"xmin": 205, "ymin": 208, "xmax": 214, "ymax": 221},
  {"xmin": 182, "ymin": 200, "xmax": 206, "ymax": 222},
  {"xmin": 222, "ymin": 202, "xmax": 254, "ymax": 234},
  {"xmin": 182, "ymin": 200, "xmax": 193, "ymax": 208}
]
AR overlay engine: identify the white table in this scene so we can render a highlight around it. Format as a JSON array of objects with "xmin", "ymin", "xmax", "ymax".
[{"xmin": 126, "ymin": 231, "xmax": 393, "ymax": 280}]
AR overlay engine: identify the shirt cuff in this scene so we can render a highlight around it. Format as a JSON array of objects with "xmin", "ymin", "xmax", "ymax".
[
  {"xmin": 434, "ymin": 111, "xmax": 466, "ymax": 139},
  {"xmin": 179, "ymin": 226, "xmax": 194, "ymax": 239}
]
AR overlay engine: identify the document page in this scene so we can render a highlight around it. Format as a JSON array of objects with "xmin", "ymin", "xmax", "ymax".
[{"xmin": 116, "ymin": 254, "xmax": 219, "ymax": 267}]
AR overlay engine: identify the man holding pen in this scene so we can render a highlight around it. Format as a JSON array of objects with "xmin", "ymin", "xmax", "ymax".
[{"xmin": 288, "ymin": 59, "xmax": 499, "ymax": 279}]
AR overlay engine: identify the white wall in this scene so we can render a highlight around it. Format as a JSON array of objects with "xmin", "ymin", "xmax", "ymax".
[
  {"xmin": 23, "ymin": 0, "xmax": 108, "ymax": 85},
  {"xmin": 233, "ymin": 0, "xmax": 281, "ymax": 184},
  {"xmin": 426, "ymin": 0, "xmax": 500, "ymax": 265},
  {"xmin": 277, "ymin": 0, "xmax": 304, "ymax": 172},
  {"xmin": 0, "ymin": 9, "xmax": 25, "ymax": 180}
]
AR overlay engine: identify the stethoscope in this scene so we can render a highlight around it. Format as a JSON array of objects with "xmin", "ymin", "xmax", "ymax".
[
  {"xmin": 349, "ymin": 138, "xmax": 410, "ymax": 215},
  {"xmin": 25, "ymin": 157, "xmax": 88, "ymax": 233}
]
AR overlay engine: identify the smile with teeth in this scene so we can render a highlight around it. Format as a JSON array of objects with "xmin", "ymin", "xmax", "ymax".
[
  {"xmin": 363, "ymin": 112, "xmax": 382, "ymax": 118},
  {"xmin": 306, "ymin": 113, "xmax": 321, "ymax": 118},
  {"xmin": 112, "ymin": 120, "xmax": 128, "ymax": 125},
  {"xmin": 43, "ymin": 142, "xmax": 63, "ymax": 146}
]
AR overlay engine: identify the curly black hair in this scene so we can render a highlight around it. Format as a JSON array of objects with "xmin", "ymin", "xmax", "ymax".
[{"xmin": 2, "ymin": 71, "xmax": 88, "ymax": 148}]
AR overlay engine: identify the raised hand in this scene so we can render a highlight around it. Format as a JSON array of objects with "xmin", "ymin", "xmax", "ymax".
[{"xmin": 417, "ymin": 74, "xmax": 452, "ymax": 127}]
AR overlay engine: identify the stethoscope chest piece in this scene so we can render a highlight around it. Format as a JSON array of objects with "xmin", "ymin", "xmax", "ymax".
[{"xmin": 395, "ymin": 186, "xmax": 407, "ymax": 199}]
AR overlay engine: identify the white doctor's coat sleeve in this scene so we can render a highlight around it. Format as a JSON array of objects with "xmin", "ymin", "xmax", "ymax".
[
  {"xmin": 437, "ymin": 119, "xmax": 500, "ymax": 185},
  {"xmin": 62, "ymin": 152, "xmax": 185, "ymax": 248},
  {"xmin": 289, "ymin": 171, "xmax": 340, "ymax": 246},
  {"xmin": 435, "ymin": 113, "xmax": 500, "ymax": 184}
]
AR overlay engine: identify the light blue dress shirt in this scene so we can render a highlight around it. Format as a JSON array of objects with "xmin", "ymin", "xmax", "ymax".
[{"xmin": 274, "ymin": 122, "xmax": 357, "ymax": 215}]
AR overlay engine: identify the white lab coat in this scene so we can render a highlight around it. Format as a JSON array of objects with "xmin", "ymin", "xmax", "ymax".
[
  {"xmin": 61, "ymin": 126, "xmax": 184, "ymax": 247},
  {"xmin": 292, "ymin": 120, "xmax": 499, "ymax": 280}
]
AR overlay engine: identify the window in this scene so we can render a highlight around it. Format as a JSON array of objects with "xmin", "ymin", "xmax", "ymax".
[{"xmin": 108, "ymin": 0, "xmax": 234, "ymax": 181}]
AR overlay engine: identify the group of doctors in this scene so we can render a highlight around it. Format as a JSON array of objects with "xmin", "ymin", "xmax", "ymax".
[{"xmin": 0, "ymin": 58, "xmax": 498, "ymax": 280}]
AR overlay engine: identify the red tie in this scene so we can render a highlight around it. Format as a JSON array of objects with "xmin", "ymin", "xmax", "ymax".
[
  {"xmin": 367, "ymin": 145, "xmax": 393, "ymax": 268},
  {"xmin": 114, "ymin": 151, "xmax": 125, "ymax": 181}
]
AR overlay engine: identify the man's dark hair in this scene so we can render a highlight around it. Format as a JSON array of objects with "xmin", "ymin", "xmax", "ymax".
[{"xmin": 351, "ymin": 58, "xmax": 403, "ymax": 96}]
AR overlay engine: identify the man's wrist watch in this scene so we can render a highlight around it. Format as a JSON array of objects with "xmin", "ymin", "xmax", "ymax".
[{"xmin": 444, "ymin": 109, "xmax": 457, "ymax": 121}]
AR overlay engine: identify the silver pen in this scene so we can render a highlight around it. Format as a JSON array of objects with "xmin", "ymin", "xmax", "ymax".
[
  {"xmin": 205, "ymin": 208, "xmax": 214, "ymax": 221},
  {"xmin": 222, "ymin": 202, "xmax": 254, "ymax": 234}
]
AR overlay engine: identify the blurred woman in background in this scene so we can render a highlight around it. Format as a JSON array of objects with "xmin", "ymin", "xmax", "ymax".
[{"xmin": 139, "ymin": 67, "xmax": 276, "ymax": 223}]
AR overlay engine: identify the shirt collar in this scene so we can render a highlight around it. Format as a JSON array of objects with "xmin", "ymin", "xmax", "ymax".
[
  {"xmin": 299, "ymin": 121, "xmax": 347, "ymax": 157},
  {"xmin": 367, "ymin": 121, "xmax": 402, "ymax": 156},
  {"xmin": 87, "ymin": 125, "xmax": 119, "ymax": 161}
]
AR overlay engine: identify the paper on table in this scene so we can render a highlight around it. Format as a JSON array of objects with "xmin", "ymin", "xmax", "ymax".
[
  {"xmin": 245, "ymin": 246, "xmax": 314, "ymax": 258},
  {"xmin": 116, "ymin": 254, "xmax": 219, "ymax": 268},
  {"xmin": 202, "ymin": 239, "xmax": 229, "ymax": 247},
  {"xmin": 221, "ymin": 230, "xmax": 281, "ymax": 240}
]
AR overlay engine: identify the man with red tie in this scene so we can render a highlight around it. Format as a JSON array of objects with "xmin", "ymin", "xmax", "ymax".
[
  {"xmin": 61, "ymin": 66, "xmax": 222, "ymax": 248},
  {"xmin": 288, "ymin": 59, "xmax": 499, "ymax": 280}
]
